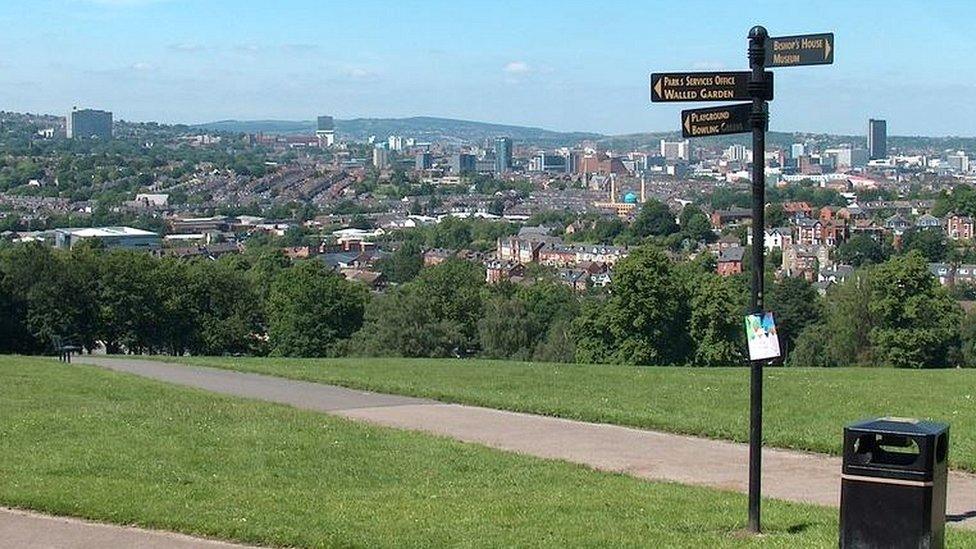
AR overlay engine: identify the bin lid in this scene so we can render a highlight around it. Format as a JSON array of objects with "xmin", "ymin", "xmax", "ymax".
[{"xmin": 845, "ymin": 417, "xmax": 947, "ymax": 437}]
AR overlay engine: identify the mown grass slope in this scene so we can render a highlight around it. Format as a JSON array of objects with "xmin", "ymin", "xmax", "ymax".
[{"xmin": 0, "ymin": 356, "xmax": 879, "ymax": 547}]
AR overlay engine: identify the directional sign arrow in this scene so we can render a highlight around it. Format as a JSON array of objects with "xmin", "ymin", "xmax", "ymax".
[
  {"xmin": 650, "ymin": 71, "xmax": 772, "ymax": 102},
  {"xmin": 765, "ymin": 33, "xmax": 834, "ymax": 67}
]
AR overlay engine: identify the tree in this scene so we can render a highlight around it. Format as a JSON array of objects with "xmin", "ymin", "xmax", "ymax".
[
  {"xmin": 154, "ymin": 257, "xmax": 198, "ymax": 355},
  {"xmin": 377, "ymin": 237, "xmax": 423, "ymax": 284},
  {"xmin": 0, "ymin": 243, "xmax": 62, "ymax": 352},
  {"xmin": 962, "ymin": 310, "xmax": 976, "ymax": 368},
  {"xmin": 867, "ymin": 252, "xmax": 962, "ymax": 368},
  {"xmin": 267, "ymin": 262, "xmax": 367, "ymax": 357},
  {"xmin": 835, "ymin": 234, "xmax": 887, "ymax": 267},
  {"xmin": 933, "ymin": 184, "xmax": 976, "ymax": 218},
  {"xmin": 573, "ymin": 246, "xmax": 690, "ymax": 365},
  {"xmin": 429, "ymin": 217, "xmax": 473, "ymax": 250},
  {"xmin": 688, "ymin": 274, "xmax": 746, "ymax": 366},
  {"xmin": 901, "ymin": 228, "xmax": 948, "ymax": 262},
  {"xmin": 787, "ymin": 272, "xmax": 872, "ymax": 367},
  {"xmin": 353, "ymin": 259, "xmax": 485, "ymax": 357},
  {"xmin": 572, "ymin": 298, "xmax": 615, "ymax": 364},
  {"xmin": 186, "ymin": 258, "xmax": 264, "ymax": 356},
  {"xmin": 280, "ymin": 226, "xmax": 306, "ymax": 247},
  {"xmin": 632, "ymin": 200, "xmax": 678, "ymax": 238},
  {"xmin": 478, "ymin": 295, "xmax": 533, "ymax": 360},
  {"xmin": 352, "ymin": 286, "xmax": 462, "ymax": 357},
  {"xmin": 765, "ymin": 203, "xmax": 788, "ymax": 228},
  {"xmin": 478, "ymin": 281, "xmax": 578, "ymax": 360},
  {"xmin": 532, "ymin": 317, "xmax": 577, "ymax": 363},
  {"xmin": 679, "ymin": 205, "xmax": 714, "ymax": 243},
  {"xmin": 413, "ymin": 259, "xmax": 485, "ymax": 350},
  {"xmin": 98, "ymin": 250, "xmax": 164, "ymax": 354},
  {"xmin": 788, "ymin": 324, "xmax": 834, "ymax": 368},
  {"xmin": 766, "ymin": 276, "xmax": 821, "ymax": 355}
]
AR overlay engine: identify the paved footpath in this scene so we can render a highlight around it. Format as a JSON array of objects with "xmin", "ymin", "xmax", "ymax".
[
  {"xmin": 0, "ymin": 506, "xmax": 254, "ymax": 549},
  {"xmin": 58, "ymin": 356, "xmax": 976, "ymax": 534}
]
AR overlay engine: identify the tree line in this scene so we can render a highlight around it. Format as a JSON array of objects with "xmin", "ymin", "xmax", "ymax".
[{"xmin": 1, "ymin": 241, "xmax": 973, "ymax": 368}]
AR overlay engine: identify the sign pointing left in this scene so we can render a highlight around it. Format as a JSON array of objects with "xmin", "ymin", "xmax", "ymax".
[
  {"xmin": 650, "ymin": 71, "xmax": 772, "ymax": 102},
  {"xmin": 680, "ymin": 103, "xmax": 753, "ymax": 138}
]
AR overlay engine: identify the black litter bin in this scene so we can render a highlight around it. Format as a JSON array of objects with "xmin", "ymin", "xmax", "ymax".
[{"xmin": 840, "ymin": 417, "xmax": 949, "ymax": 549}]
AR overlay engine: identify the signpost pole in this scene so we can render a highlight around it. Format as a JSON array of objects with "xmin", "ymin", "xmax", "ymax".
[{"xmin": 746, "ymin": 24, "xmax": 768, "ymax": 535}]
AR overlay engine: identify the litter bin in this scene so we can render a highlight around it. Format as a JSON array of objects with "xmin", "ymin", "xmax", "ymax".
[{"xmin": 840, "ymin": 417, "xmax": 949, "ymax": 549}]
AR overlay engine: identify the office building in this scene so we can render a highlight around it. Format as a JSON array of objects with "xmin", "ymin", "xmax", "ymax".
[
  {"xmin": 451, "ymin": 153, "xmax": 477, "ymax": 174},
  {"xmin": 660, "ymin": 139, "xmax": 690, "ymax": 161},
  {"xmin": 66, "ymin": 107, "xmax": 112, "ymax": 139},
  {"xmin": 388, "ymin": 135, "xmax": 405, "ymax": 151},
  {"xmin": 868, "ymin": 119, "xmax": 887, "ymax": 160},
  {"xmin": 529, "ymin": 152, "xmax": 568, "ymax": 173},
  {"xmin": 55, "ymin": 226, "xmax": 159, "ymax": 250},
  {"xmin": 822, "ymin": 147, "xmax": 869, "ymax": 170},
  {"xmin": 947, "ymin": 152, "xmax": 970, "ymax": 173},
  {"xmin": 725, "ymin": 144, "xmax": 751, "ymax": 162},
  {"xmin": 790, "ymin": 143, "xmax": 806, "ymax": 159},
  {"xmin": 316, "ymin": 115, "xmax": 336, "ymax": 147},
  {"xmin": 372, "ymin": 146, "xmax": 390, "ymax": 169},
  {"xmin": 415, "ymin": 152, "xmax": 432, "ymax": 171},
  {"xmin": 476, "ymin": 158, "xmax": 497, "ymax": 174},
  {"xmin": 494, "ymin": 137, "xmax": 513, "ymax": 173}
]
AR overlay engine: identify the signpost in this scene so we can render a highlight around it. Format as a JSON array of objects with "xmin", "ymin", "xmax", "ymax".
[
  {"xmin": 650, "ymin": 71, "xmax": 772, "ymax": 102},
  {"xmin": 765, "ymin": 33, "xmax": 834, "ymax": 67},
  {"xmin": 648, "ymin": 25, "xmax": 833, "ymax": 535},
  {"xmin": 681, "ymin": 103, "xmax": 753, "ymax": 138}
]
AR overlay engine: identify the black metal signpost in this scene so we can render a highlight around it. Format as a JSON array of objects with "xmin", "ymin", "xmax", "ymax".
[{"xmin": 649, "ymin": 25, "xmax": 833, "ymax": 534}]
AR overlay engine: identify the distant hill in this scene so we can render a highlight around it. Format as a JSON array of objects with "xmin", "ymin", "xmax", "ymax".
[
  {"xmin": 192, "ymin": 116, "xmax": 976, "ymax": 152},
  {"xmin": 193, "ymin": 116, "xmax": 602, "ymax": 146},
  {"xmin": 196, "ymin": 120, "xmax": 315, "ymax": 134}
]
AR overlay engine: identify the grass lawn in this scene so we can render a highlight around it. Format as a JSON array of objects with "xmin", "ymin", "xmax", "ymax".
[
  {"xmin": 0, "ymin": 356, "xmax": 880, "ymax": 548},
  {"xmin": 159, "ymin": 356, "xmax": 976, "ymax": 471}
]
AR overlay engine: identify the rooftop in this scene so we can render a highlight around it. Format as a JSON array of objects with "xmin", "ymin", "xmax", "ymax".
[{"xmin": 60, "ymin": 226, "xmax": 157, "ymax": 238}]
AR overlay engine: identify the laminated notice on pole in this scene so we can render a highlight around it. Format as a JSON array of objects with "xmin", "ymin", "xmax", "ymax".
[{"xmin": 744, "ymin": 312, "xmax": 781, "ymax": 361}]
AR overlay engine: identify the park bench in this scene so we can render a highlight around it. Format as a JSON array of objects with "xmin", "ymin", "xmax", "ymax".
[{"xmin": 52, "ymin": 335, "xmax": 82, "ymax": 363}]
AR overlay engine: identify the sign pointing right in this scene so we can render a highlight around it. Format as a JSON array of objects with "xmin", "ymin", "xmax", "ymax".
[{"xmin": 765, "ymin": 33, "xmax": 834, "ymax": 67}]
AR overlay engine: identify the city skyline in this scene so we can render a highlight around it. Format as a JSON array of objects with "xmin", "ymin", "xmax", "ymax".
[{"xmin": 1, "ymin": 1, "xmax": 975, "ymax": 136}]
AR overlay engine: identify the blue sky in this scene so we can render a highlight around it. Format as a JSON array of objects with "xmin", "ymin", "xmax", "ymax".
[{"xmin": 2, "ymin": 0, "xmax": 974, "ymax": 136}]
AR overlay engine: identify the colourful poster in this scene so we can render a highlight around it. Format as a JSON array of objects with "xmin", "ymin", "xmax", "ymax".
[{"xmin": 744, "ymin": 312, "xmax": 781, "ymax": 361}]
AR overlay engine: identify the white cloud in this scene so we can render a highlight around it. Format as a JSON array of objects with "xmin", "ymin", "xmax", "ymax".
[
  {"xmin": 692, "ymin": 61, "xmax": 726, "ymax": 70},
  {"xmin": 168, "ymin": 43, "xmax": 204, "ymax": 53},
  {"xmin": 131, "ymin": 62, "xmax": 153, "ymax": 71},
  {"xmin": 234, "ymin": 44, "xmax": 261, "ymax": 54},
  {"xmin": 340, "ymin": 66, "xmax": 379, "ymax": 81},
  {"xmin": 503, "ymin": 61, "xmax": 531, "ymax": 74}
]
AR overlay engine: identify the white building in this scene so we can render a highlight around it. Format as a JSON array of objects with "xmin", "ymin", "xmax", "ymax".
[
  {"xmin": 660, "ymin": 139, "xmax": 690, "ymax": 161},
  {"xmin": 372, "ymin": 146, "xmax": 390, "ymax": 169},
  {"xmin": 947, "ymin": 151, "xmax": 970, "ymax": 173},
  {"xmin": 724, "ymin": 144, "xmax": 751, "ymax": 162},
  {"xmin": 134, "ymin": 193, "xmax": 169, "ymax": 207},
  {"xmin": 316, "ymin": 130, "xmax": 335, "ymax": 147}
]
